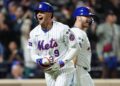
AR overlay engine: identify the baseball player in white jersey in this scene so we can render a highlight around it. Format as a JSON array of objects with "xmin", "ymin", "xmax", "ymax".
[
  {"xmin": 71, "ymin": 7, "xmax": 95, "ymax": 86},
  {"xmin": 28, "ymin": 2, "xmax": 77, "ymax": 86}
]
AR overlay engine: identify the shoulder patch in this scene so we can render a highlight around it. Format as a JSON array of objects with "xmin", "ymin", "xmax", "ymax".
[
  {"xmin": 69, "ymin": 34, "xmax": 75, "ymax": 41},
  {"xmin": 29, "ymin": 42, "xmax": 32, "ymax": 46}
]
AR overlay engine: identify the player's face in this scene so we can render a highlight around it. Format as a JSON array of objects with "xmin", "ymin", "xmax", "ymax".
[
  {"xmin": 79, "ymin": 16, "xmax": 92, "ymax": 28},
  {"xmin": 36, "ymin": 11, "xmax": 52, "ymax": 25}
]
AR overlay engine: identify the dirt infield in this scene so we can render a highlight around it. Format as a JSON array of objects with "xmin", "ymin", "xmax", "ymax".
[{"xmin": 0, "ymin": 79, "xmax": 120, "ymax": 86}]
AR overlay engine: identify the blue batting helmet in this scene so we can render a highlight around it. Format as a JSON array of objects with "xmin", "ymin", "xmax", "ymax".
[
  {"xmin": 34, "ymin": 2, "xmax": 53, "ymax": 13},
  {"xmin": 72, "ymin": 7, "xmax": 94, "ymax": 18}
]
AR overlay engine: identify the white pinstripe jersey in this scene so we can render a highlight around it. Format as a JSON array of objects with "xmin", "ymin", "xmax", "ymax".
[
  {"xmin": 71, "ymin": 27, "xmax": 92, "ymax": 71},
  {"xmin": 28, "ymin": 21, "xmax": 77, "ymax": 70}
]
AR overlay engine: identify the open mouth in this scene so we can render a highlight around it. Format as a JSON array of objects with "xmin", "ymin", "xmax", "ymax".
[{"xmin": 38, "ymin": 17, "xmax": 43, "ymax": 20}]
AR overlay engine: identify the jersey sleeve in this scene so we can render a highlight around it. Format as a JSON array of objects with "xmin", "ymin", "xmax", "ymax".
[
  {"xmin": 28, "ymin": 32, "xmax": 42, "ymax": 62},
  {"xmin": 61, "ymin": 26, "xmax": 78, "ymax": 63},
  {"xmin": 71, "ymin": 28, "xmax": 85, "ymax": 51}
]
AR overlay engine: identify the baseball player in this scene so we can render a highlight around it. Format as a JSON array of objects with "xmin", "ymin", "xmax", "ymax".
[
  {"xmin": 71, "ymin": 7, "xmax": 95, "ymax": 86},
  {"xmin": 28, "ymin": 2, "xmax": 77, "ymax": 86}
]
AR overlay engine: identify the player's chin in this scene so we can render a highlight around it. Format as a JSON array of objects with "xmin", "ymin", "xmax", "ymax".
[{"xmin": 38, "ymin": 19, "xmax": 43, "ymax": 23}]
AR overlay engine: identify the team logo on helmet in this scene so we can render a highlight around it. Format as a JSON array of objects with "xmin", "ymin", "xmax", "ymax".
[
  {"xmin": 81, "ymin": 9, "xmax": 84, "ymax": 12},
  {"xmin": 39, "ymin": 4, "xmax": 42, "ymax": 8}
]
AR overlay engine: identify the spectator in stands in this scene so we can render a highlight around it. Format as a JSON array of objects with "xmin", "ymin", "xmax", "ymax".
[
  {"xmin": 21, "ymin": 12, "xmax": 37, "ymax": 78},
  {"xmin": 87, "ymin": 22, "xmax": 99, "ymax": 67},
  {"xmin": 0, "ymin": 12, "xmax": 8, "ymax": 45},
  {"xmin": 61, "ymin": 3, "xmax": 74, "ymax": 27},
  {"xmin": 76, "ymin": 0, "xmax": 89, "ymax": 7},
  {"xmin": 13, "ymin": 6, "xmax": 24, "ymax": 47},
  {"xmin": 7, "ymin": 1, "xmax": 18, "ymax": 23},
  {"xmin": 0, "ymin": 43, "xmax": 4, "ymax": 63},
  {"xmin": 0, "ymin": 12, "xmax": 15, "ymax": 55},
  {"xmin": 21, "ymin": 0, "xmax": 32, "ymax": 12},
  {"xmin": 0, "ymin": 0, "xmax": 6, "ymax": 13},
  {"xmin": 96, "ymin": 10, "xmax": 120, "ymax": 78},
  {"xmin": 7, "ymin": 61, "xmax": 25, "ymax": 79},
  {"xmin": 0, "ymin": 43, "xmax": 9, "ymax": 78},
  {"xmin": 103, "ymin": 0, "xmax": 120, "ymax": 24},
  {"xmin": 6, "ymin": 41, "xmax": 23, "ymax": 63}
]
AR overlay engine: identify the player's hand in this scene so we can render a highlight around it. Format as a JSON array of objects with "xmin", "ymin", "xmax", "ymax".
[
  {"xmin": 36, "ymin": 55, "xmax": 54, "ymax": 69},
  {"xmin": 48, "ymin": 56, "xmax": 54, "ymax": 65},
  {"xmin": 45, "ymin": 60, "xmax": 65, "ymax": 72}
]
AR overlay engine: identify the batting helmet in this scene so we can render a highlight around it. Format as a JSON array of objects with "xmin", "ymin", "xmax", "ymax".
[
  {"xmin": 72, "ymin": 7, "xmax": 94, "ymax": 18},
  {"xmin": 34, "ymin": 2, "xmax": 54, "ymax": 13}
]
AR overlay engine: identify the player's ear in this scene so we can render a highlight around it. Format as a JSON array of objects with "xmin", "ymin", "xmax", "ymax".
[
  {"xmin": 76, "ymin": 16, "xmax": 79, "ymax": 21},
  {"xmin": 77, "ymin": 16, "xmax": 82, "ymax": 22},
  {"xmin": 48, "ymin": 12, "xmax": 53, "ymax": 19}
]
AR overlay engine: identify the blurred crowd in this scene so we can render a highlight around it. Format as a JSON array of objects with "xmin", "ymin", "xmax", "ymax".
[{"xmin": 0, "ymin": 0, "xmax": 120, "ymax": 79}]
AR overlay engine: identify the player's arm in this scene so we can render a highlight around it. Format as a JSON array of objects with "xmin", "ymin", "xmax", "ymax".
[
  {"xmin": 58, "ymin": 26, "xmax": 79, "ymax": 65},
  {"xmin": 28, "ymin": 32, "xmax": 44, "ymax": 65},
  {"xmin": 67, "ymin": 29, "xmax": 84, "ymax": 66},
  {"xmin": 28, "ymin": 33, "xmax": 41, "ymax": 62}
]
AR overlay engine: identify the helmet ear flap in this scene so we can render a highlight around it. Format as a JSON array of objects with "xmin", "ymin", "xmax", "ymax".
[{"xmin": 89, "ymin": 17, "xmax": 94, "ymax": 25}]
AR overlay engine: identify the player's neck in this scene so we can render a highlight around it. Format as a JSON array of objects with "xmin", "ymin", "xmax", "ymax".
[{"xmin": 41, "ymin": 21, "xmax": 53, "ymax": 30}]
